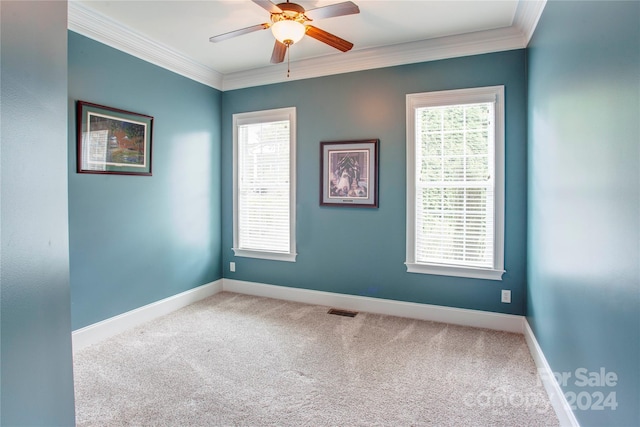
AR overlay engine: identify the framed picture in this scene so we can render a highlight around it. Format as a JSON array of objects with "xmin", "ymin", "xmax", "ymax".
[
  {"xmin": 76, "ymin": 101, "xmax": 153, "ymax": 175},
  {"xmin": 320, "ymin": 139, "xmax": 379, "ymax": 207}
]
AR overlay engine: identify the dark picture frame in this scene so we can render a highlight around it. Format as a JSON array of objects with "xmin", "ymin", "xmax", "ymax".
[
  {"xmin": 320, "ymin": 139, "xmax": 379, "ymax": 207},
  {"xmin": 76, "ymin": 101, "xmax": 153, "ymax": 175}
]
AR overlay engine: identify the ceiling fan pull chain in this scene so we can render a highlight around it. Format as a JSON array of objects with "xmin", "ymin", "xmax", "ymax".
[{"xmin": 287, "ymin": 45, "xmax": 291, "ymax": 78}]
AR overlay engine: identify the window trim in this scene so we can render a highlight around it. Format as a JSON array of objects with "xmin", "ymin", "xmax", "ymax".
[
  {"xmin": 405, "ymin": 86, "xmax": 505, "ymax": 281},
  {"xmin": 232, "ymin": 107, "xmax": 297, "ymax": 262}
]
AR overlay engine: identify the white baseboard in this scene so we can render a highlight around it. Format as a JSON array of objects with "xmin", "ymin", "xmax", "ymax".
[
  {"xmin": 72, "ymin": 277, "xmax": 523, "ymax": 349},
  {"xmin": 72, "ymin": 279, "xmax": 223, "ymax": 352},
  {"xmin": 523, "ymin": 319, "xmax": 580, "ymax": 427},
  {"xmin": 222, "ymin": 279, "xmax": 524, "ymax": 333}
]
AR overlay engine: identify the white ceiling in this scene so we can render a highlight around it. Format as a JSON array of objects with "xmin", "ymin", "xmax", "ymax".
[{"xmin": 69, "ymin": 0, "xmax": 545, "ymax": 90}]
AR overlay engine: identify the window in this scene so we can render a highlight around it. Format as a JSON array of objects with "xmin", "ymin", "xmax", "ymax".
[
  {"xmin": 233, "ymin": 107, "xmax": 296, "ymax": 262},
  {"xmin": 406, "ymin": 86, "xmax": 505, "ymax": 280}
]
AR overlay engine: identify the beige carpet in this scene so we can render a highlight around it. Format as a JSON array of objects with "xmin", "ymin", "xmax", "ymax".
[{"xmin": 73, "ymin": 292, "xmax": 559, "ymax": 426}]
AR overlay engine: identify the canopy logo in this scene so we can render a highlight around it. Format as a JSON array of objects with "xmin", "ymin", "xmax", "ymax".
[{"xmin": 542, "ymin": 367, "xmax": 618, "ymax": 411}]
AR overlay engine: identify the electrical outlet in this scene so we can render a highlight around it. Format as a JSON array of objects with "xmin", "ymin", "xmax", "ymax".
[
  {"xmin": 501, "ymin": 289, "xmax": 511, "ymax": 303},
  {"xmin": 230, "ymin": 262, "xmax": 236, "ymax": 272}
]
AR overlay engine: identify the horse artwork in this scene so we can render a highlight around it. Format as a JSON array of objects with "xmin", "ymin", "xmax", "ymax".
[{"xmin": 77, "ymin": 101, "xmax": 153, "ymax": 176}]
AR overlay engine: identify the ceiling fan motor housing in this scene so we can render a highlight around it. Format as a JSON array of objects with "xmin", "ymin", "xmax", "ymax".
[
  {"xmin": 276, "ymin": 2, "xmax": 305, "ymax": 14},
  {"xmin": 271, "ymin": 2, "xmax": 307, "ymax": 25}
]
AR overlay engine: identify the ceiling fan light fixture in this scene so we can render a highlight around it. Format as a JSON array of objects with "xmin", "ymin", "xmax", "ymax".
[{"xmin": 271, "ymin": 19, "xmax": 306, "ymax": 45}]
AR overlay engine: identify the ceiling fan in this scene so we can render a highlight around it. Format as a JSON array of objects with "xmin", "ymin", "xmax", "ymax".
[{"xmin": 209, "ymin": 0, "xmax": 360, "ymax": 67}]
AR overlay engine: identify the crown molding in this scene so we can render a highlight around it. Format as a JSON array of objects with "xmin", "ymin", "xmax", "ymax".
[
  {"xmin": 68, "ymin": 1, "xmax": 223, "ymax": 90},
  {"xmin": 68, "ymin": 0, "xmax": 546, "ymax": 92},
  {"xmin": 222, "ymin": 25, "xmax": 526, "ymax": 91},
  {"xmin": 513, "ymin": 0, "xmax": 547, "ymax": 45}
]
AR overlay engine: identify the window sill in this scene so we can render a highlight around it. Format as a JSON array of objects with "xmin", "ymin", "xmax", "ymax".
[
  {"xmin": 233, "ymin": 248, "xmax": 297, "ymax": 262},
  {"xmin": 405, "ymin": 262, "xmax": 505, "ymax": 281}
]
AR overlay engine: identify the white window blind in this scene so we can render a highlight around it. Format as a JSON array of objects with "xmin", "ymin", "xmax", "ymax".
[
  {"xmin": 406, "ymin": 87, "xmax": 504, "ymax": 280},
  {"xmin": 233, "ymin": 107, "xmax": 296, "ymax": 262}
]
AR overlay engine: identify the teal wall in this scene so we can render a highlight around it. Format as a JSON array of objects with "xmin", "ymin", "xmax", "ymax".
[
  {"xmin": 1, "ymin": 1, "xmax": 76, "ymax": 424},
  {"xmin": 222, "ymin": 50, "xmax": 528, "ymax": 315},
  {"xmin": 2, "ymin": 2, "xmax": 636, "ymax": 425},
  {"xmin": 527, "ymin": 1, "xmax": 639, "ymax": 426},
  {"xmin": 68, "ymin": 32, "xmax": 223, "ymax": 329}
]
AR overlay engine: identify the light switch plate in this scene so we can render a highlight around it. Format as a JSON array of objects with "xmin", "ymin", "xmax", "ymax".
[{"xmin": 501, "ymin": 289, "xmax": 511, "ymax": 303}]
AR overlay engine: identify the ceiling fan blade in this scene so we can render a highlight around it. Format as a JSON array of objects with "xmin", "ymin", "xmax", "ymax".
[
  {"xmin": 252, "ymin": 0, "xmax": 283, "ymax": 14},
  {"xmin": 305, "ymin": 1, "xmax": 359, "ymax": 21},
  {"xmin": 209, "ymin": 23, "xmax": 270, "ymax": 43},
  {"xmin": 305, "ymin": 25, "xmax": 353, "ymax": 52},
  {"xmin": 271, "ymin": 40, "xmax": 287, "ymax": 63}
]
